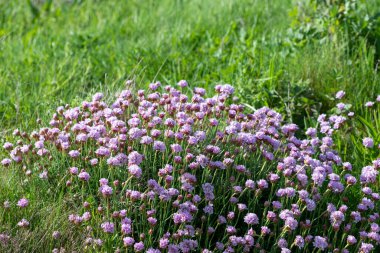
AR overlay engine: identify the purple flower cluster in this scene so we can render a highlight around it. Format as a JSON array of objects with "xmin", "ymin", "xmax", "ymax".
[{"xmin": 1, "ymin": 83, "xmax": 379, "ymax": 252}]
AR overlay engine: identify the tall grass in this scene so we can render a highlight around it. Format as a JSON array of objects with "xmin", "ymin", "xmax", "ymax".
[{"xmin": 0, "ymin": 0, "xmax": 290, "ymax": 131}]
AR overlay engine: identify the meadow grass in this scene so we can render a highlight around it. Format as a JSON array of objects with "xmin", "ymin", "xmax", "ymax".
[
  {"xmin": 0, "ymin": 0, "xmax": 291, "ymax": 131},
  {"xmin": 1, "ymin": 0, "xmax": 378, "ymax": 128}
]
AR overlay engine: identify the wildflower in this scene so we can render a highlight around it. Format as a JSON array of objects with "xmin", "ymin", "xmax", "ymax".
[
  {"xmin": 39, "ymin": 170, "xmax": 48, "ymax": 179},
  {"xmin": 293, "ymin": 235, "xmax": 304, "ymax": 249},
  {"xmin": 3, "ymin": 142, "xmax": 13, "ymax": 150},
  {"xmin": 337, "ymin": 103, "xmax": 345, "ymax": 110},
  {"xmin": 17, "ymin": 218, "xmax": 29, "ymax": 228},
  {"xmin": 149, "ymin": 82, "xmax": 160, "ymax": 91},
  {"xmin": 68, "ymin": 150, "xmax": 80, "ymax": 158},
  {"xmin": 226, "ymin": 226, "xmax": 237, "ymax": 234},
  {"xmin": 347, "ymin": 235, "xmax": 357, "ymax": 245},
  {"xmin": 100, "ymin": 185, "xmax": 113, "ymax": 197},
  {"xmin": 244, "ymin": 213, "xmax": 259, "ymax": 225},
  {"xmin": 359, "ymin": 242, "xmax": 374, "ymax": 253},
  {"xmin": 3, "ymin": 201, "xmax": 10, "ymax": 209},
  {"xmin": 52, "ymin": 231, "xmax": 61, "ymax": 239},
  {"xmin": 128, "ymin": 165, "xmax": 142, "ymax": 178},
  {"xmin": 17, "ymin": 198, "xmax": 29, "ymax": 208},
  {"xmin": 92, "ymin": 92, "xmax": 104, "ymax": 101},
  {"xmin": 68, "ymin": 167, "xmax": 80, "ymax": 176},
  {"xmin": 218, "ymin": 84, "xmax": 235, "ymax": 95},
  {"xmin": 277, "ymin": 238, "xmax": 288, "ymax": 248},
  {"xmin": 203, "ymin": 204, "xmax": 214, "ymax": 214},
  {"xmin": 95, "ymin": 147, "xmax": 111, "ymax": 157},
  {"xmin": 335, "ymin": 90, "xmax": 345, "ymax": 99},
  {"xmin": 134, "ymin": 241, "xmax": 145, "ymax": 252},
  {"xmin": 363, "ymin": 138, "xmax": 374, "ymax": 148},
  {"xmin": 284, "ymin": 217, "xmax": 298, "ymax": 230},
  {"xmin": 313, "ymin": 236, "xmax": 328, "ymax": 250},
  {"xmin": 101, "ymin": 222, "xmax": 114, "ymax": 233},
  {"xmin": 178, "ymin": 80, "xmax": 188, "ymax": 88},
  {"xmin": 170, "ymin": 144, "xmax": 182, "ymax": 153},
  {"xmin": 1, "ymin": 158, "xmax": 11, "ymax": 166},
  {"xmin": 0, "ymin": 233, "xmax": 10, "ymax": 246},
  {"xmin": 78, "ymin": 171, "xmax": 90, "ymax": 181},
  {"xmin": 360, "ymin": 166, "xmax": 378, "ymax": 184},
  {"xmin": 153, "ymin": 141, "xmax": 166, "ymax": 152},
  {"xmin": 128, "ymin": 151, "xmax": 143, "ymax": 165},
  {"xmin": 82, "ymin": 212, "xmax": 91, "ymax": 221},
  {"xmin": 245, "ymin": 179, "xmax": 255, "ymax": 189},
  {"xmin": 94, "ymin": 238, "xmax": 103, "ymax": 247},
  {"xmin": 257, "ymin": 179, "xmax": 268, "ymax": 189},
  {"xmin": 261, "ymin": 226, "xmax": 271, "ymax": 235},
  {"xmin": 147, "ymin": 217, "xmax": 157, "ymax": 226},
  {"xmin": 202, "ymin": 183, "xmax": 215, "ymax": 201}
]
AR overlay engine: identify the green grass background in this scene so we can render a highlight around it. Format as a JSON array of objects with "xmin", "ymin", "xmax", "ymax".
[
  {"xmin": 2, "ymin": 0, "xmax": 378, "ymax": 132},
  {"xmin": 0, "ymin": 0, "xmax": 288, "ymax": 130}
]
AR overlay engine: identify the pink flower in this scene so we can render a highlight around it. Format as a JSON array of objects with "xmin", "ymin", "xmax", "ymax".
[
  {"xmin": 244, "ymin": 213, "xmax": 259, "ymax": 225},
  {"xmin": 128, "ymin": 165, "xmax": 142, "ymax": 178},
  {"xmin": 335, "ymin": 90, "xmax": 345, "ymax": 99},
  {"xmin": 178, "ymin": 80, "xmax": 188, "ymax": 88},
  {"xmin": 101, "ymin": 222, "xmax": 114, "ymax": 233},
  {"xmin": 313, "ymin": 236, "xmax": 328, "ymax": 250},
  {"xmin": 363, "ymin": 137, "xmax": 374, "ymax": 148},
  {"xmin": 100, "ymin": 185, "xmax": 113, "ymax": 197},
  {"xmin": 17, "ymin": 218, "xmax": 29, "ymax": 227},
  {"xmin": 1, "ymin": 158, "xmax": 11, "ymax": 166},
  {"xmin": 78, "ymin": 171, "xmax": 90, "ymax": 181},
  {"xmin": 17, "ymin": 198, "xmax": 29, "ymax": 208},
  {"xmin": 68, "ymin": 150, "xmax": 80, "ymax": 158}
]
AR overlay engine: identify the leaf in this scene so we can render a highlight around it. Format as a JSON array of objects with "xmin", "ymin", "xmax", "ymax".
[
  {"xmin": 357, "ymin": 115, "xmax": 377, "ymax": 138},
  {"xmin": 28, "ymin": 0, "xmax": 40, "ymax": 20}
]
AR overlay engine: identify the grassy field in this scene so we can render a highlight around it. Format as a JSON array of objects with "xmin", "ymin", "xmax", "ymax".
[
  {"xmin": 1, "ymin": 0, "xmax": 379, "ymax": 129},
  {"xmin": 0, "ymin": 0, "xmax": 291, "ymax": 130},
  {"xmin": 1, "ymin": 0, "xmax": 380, "ymax": 252}
]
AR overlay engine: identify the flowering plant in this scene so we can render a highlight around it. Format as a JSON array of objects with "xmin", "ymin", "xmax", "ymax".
[{"xmin": 1, "ymin": 82, "xmax": 379, "ymax": 252}]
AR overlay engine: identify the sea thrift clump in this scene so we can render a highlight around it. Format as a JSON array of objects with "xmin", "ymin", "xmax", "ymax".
[{"xmin": 1, "ymin": 81, "xmax": 379, "ymax": 252}]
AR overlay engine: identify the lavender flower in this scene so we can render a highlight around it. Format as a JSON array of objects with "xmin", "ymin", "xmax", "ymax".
[
  {"xmin": 178, "ymin": 80, "xmax": 188, "ymax": 88},
  {"xmin": 363, "ymin": 137, "xmax": 374, "ymax": 148},
  {"xmin": 347, "ymin": 235, "xmax": 357, "ymax": 245},
  {"xmin": 128, "ymin": 164, "xmax": 142, "ymax": 178},
  {"xmin": 17, "ymin": 198, "xmax": 29, "ymax": 208},
  {"xmin": 335, "ymin": 90, "xmax": 345, "ymax": 99},
  {"xmin": 78, "ymin": 171, "xmax": 90, "ymax": 181},
  {"xmin": 101, "ymin": 222, "xmax": 115, "ymax": 233},
  {"xmin": 134, "ymin": 241, "xmax": 145, "ymax": 252},
  {"xmin": 313, "ymin": 236, "xmax": 328, "ymax": 250},
  {"xmin": 244, "ymin": 213, "xmax": 259, "ymax": 225}
]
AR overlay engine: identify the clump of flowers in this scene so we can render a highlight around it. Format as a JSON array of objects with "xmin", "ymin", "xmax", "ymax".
[{"xmin": 0, "ymin": 82, "xmax": 379, "ymax": 252}]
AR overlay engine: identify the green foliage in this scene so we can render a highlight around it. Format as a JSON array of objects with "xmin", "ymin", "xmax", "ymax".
[{"xmin": 288, "ymin": 0, "xmax": 380, "ymax": 62}]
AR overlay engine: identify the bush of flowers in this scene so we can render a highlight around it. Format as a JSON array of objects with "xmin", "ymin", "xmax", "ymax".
[{"xmin": 0, "ymin": 81, "xmax": 379, "ymax": 252}]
